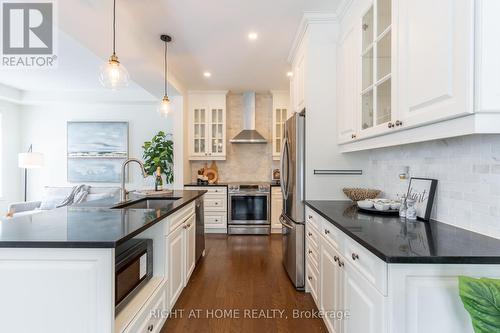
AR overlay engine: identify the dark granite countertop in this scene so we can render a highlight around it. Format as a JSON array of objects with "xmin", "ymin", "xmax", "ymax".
[
  {"xmin": 0, "ymin": 190, "xmax": 206, "ymax": 249},
  {"xmin": 305, "ymin": 200, "xmax": 500, "ymax": 264}
]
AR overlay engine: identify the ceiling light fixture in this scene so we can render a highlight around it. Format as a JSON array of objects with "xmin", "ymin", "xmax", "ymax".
[
  {"xmin": 248, "ymin": 32, "xmax": 258, "ymax": 40},
  {"xmin": 203, "ymin": 72, "xmax": 211, "ymax": 78},
  {"xmin": 158, "ymin": 34, "xmax": 172, "ymax": 117},
  {"xmin": 287, "ymin": 71, "xmax": 293, "ymax": 77},
  {"xmin": 99, "ymin": 0, "xmax": 130, "ymax": 89}
]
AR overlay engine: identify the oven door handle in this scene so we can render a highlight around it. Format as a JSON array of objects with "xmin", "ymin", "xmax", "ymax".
[{"xmin": 280, "ymin": 215, "xmax": 294, "ymax": 230}]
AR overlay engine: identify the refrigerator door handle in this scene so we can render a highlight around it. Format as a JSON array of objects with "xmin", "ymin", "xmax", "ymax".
[
  {"xmin": 281, "ymin": 138, "xmax": 290, "ymax": 199},
  {"xmin": 280, "ymin": 214, "xmax": 294, "ymax": 230},
  {"xmin": 280, "ymin": 138, "xmax": 287, "ymax": 197}
]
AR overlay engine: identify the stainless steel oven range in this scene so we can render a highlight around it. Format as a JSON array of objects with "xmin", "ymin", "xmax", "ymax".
[{"xmin": 228, "ymin": 183, "xmax": 270, "ymax": 235}]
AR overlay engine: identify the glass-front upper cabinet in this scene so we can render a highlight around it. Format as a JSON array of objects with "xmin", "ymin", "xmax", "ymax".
[
  {"xmin": 361, "ymin": 0, "xmax": 392, "ymax": 135},
  {"xmin": 271, "ymin": 91, "xmax": 290, "ymax": 160},
  {"xmin": 189, "ymin": 92, "xmax": 227, "ymax": 160}
]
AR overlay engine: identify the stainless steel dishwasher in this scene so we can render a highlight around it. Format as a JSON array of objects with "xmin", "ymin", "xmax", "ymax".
[{"xmin": 195, "ymin": 197, "xmax": 205, "ymax": 261}]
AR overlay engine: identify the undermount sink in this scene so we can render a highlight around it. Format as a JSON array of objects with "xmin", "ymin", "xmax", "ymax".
[{"xmin": 111, "ymin": 197, "xmax": 181, "ymax": 210}]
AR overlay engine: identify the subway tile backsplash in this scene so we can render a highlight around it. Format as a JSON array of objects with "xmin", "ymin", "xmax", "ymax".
[{"xmin": 366, "ymin": 134, "xmax": 500, "ymax": 239}]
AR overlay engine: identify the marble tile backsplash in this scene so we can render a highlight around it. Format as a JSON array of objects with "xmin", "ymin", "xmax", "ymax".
[
  {"xmin": 366, "ymin": 134, "xmax": 500, "ymax": 239},
  {"xmin": 190, "ymin": 93, "xmax": 279, "ymax": 183}
]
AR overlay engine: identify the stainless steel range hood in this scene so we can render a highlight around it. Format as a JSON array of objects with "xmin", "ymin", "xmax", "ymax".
[{"xmin": 230, "ymin": 92, "xmax": 267, "ymax": 144}]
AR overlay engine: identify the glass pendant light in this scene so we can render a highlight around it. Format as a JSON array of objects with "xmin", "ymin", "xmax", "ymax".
[
  {"xmin": 99, "ymin": 0, "xmax": 130, "ymax": 89},
  {"xmin": 158, "ymin": 34, "xmax": 172, "ymax": 117}
]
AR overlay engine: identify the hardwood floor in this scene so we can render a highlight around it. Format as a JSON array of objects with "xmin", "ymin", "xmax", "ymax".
[{"xmin": 161, "ymin": 234, "xmax": 327, "ymax": 332}]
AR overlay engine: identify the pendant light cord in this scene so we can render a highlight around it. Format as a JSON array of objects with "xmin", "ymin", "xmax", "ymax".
[
  {"xmin": 164, "ymin": 40, "xmax": 168, "ymax": 97},
  {"xmin": 112, "ymin": 0, "xmax": 116, "ymax": 55}
]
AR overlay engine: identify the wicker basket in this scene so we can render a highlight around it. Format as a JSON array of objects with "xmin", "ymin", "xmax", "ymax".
[{"xmin": 343, "ymin": 188, "xmax": 381, "ymax": 202}]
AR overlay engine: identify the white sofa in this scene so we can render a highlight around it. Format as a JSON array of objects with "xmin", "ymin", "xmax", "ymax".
[{"xmin": 7, "ymin": 186, "xmax": 120, "ymax": 217}]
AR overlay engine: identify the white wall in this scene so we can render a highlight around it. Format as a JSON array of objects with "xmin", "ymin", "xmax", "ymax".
[
  {"xmin": 0, "ymin": 100, "xmax": 22, "ymax": 212},
  {"xmin": 20, "ymin": 101, "xmax": 184, "ymax": 201},
  {"xmin": 303, "ymin": 22, "xmax": 369, "ymax": 200},
  {"xmin": 366, "ymin": 134, "xmax": 500, "ymax": 239}
]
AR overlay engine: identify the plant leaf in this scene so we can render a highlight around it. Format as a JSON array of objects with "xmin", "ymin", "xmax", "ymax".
[{"xmin": 459, "ymin": 276, "xmax": 500, "ymax": 333}]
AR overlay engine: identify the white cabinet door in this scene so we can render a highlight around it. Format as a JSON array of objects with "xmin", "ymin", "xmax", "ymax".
[
  {"xmin": 337, "ymin": 26, "xmax": 359, "ymax": 143},
  {"xmin": 397, "ymin": 0, "xmax": 474, "ymax": 127},
  {"xmin": 167, "ymin": 225, "xmax": 185, "ymax": 309},
  {"xmin": 185, "ymin": 214, "xmax": 196, "ymax": 283},
  {"xmin": 190, "ymin": 107, "xmax": 209, "ymax": 158},
  {"xmin": 208, "ymin": 107, "xmax": 226, "ymax": 158},
  {"xmin": 343, "ymin": 259, "xmax": 385, "ymax": 333},
  {"xmin": 271, "ymin": 187, "xmax": 283, "ymax": 232},
  {"xmin": 320, "ymin": 240, "xmax": 343, "ymax": 333}
]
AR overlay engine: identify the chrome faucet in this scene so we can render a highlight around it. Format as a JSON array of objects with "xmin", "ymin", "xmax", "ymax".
[{"xmin": 120, "ymin": 158, "xmax": 148, "ymax": 202}]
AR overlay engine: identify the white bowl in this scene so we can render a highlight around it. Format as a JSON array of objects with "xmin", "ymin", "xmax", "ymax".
[
  {"xmin": 374, "ymin": 202, "xmax": 391, "ymax": 211},
  {"xmin": 357, "ymin": 200, "xmax": 374, "ymax": 209},
  {"xmin": 390, "ymin": 202, "xmax": 401, "ymax": 210}
]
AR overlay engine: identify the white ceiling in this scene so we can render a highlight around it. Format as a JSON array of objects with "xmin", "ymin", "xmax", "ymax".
[{"xmin": 0, "ymin": 0, "xmax": 343, "ymax": 97}]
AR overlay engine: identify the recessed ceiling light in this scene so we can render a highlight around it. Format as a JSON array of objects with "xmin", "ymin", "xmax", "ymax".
[
  {"xmin": 203, "ymin": 72, "xmax": 211, "ymax": 78},
  {"xmin": 287, "ymin": 71, "xmax": 293, "ymax": 77},
  {"xmin": 248, "ymin": 32, "xmax": 258, "ymax": 40}
]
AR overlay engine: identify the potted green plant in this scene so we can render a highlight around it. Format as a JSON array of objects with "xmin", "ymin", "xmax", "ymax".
[
  {"xmin": 459, "ymin": 276, "xmax": 500, "ymax": 332},
  {"xmin": 142, "ymin": 131, "xmax": 174, "ymax": 184}
]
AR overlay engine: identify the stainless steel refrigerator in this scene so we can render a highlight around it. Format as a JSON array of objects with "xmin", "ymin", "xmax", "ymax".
[{"xmin": 280, "ymin": 110, "xmax": 305, "ymax": 290}]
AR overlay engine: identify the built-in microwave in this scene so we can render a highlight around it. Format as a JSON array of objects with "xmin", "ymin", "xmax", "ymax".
[{"xmin": 115, "ymin": 238, "xmax": 153, "ymax": 312}]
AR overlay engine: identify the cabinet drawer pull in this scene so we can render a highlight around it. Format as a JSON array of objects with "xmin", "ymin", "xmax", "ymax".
[
  {"xmin": 352, "ymin": 253, "xmax": 359, "ymax": 261},
  {"xmin": 324, "ymin": 229, "xmax": 330, "ymax": 235},
  {"xmin": 395, "ymin": 120, "xmax": 403, "ymax": 126},
  {"xmin": 308, "ymin": 232, "xmax": 312, "ymax": 236},
  {"xmin": 148, "ymin": 324, "xmax": 154, "ymax": 331},
  {"xmin": 308, "ymin": 276, "xmax": 312, "ymax": 281},
  {"xmin": 334, "ymin": 255, "xmax": 339, "ymax": 262},
  {"xmin": 308, "ymin": 215, "xmax": 313, "ymax": 219},
  {"xmin": 308, "ymin": 250, "xmax": 313, "ymax": 254},
  {"xmin": 351, "ymin": 133, "xmax": 357, "ymax": 139},
  {"xmin": 388, "ymin": 122, "xmax": 394, "ymax": 128},
  {"xmin": 338, "ymin": 260, "xmax": 344, "ymax": 268}
]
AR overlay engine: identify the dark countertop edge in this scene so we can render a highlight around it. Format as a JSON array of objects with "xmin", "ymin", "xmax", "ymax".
[
  {"xmin": 0, "ymin": 190, "xmax": 207, "ymax": 249},
  {"xmin": 304, "ymin": 201, "xmax": 500, "ymax": 265},
  {"xmin": 184, "ymin": 183, "xmax": 228, "ymax": 187}
]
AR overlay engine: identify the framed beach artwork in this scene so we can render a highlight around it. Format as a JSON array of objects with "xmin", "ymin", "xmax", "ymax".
[
  {"xmin": 67, "ymin": 122, "xmax": 128, "ymax": 182},
  {"xmin": 407, "ymin": 177, "xmax": 438, "ymax": 221}
]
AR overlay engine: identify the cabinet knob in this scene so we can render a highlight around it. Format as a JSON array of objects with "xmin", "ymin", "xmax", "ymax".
[
  {"xmin": 351, "ymin": 133, "xmax": 357, "ymax": 139},
  {"xmin": 352, "ymin": 253, "xmax": 359, "ymax": 261},
  {"xmin": 388, "ymin": 122, "xmax": 394, "ymax": 128},
  {"xmin": 308, "ymin": 215, "xmax": 313, "ymax": 219},
  {"xmin": 324, "ymin": 229, "xmax": 330, "ymax": 235},
  {"xmin": 308, "ymin": 276, "xmax": 312, "ymax": 281},
  {"xmin": 334, "ymin": 255, "xmax": 339, "ymax": 262},
  {"xmin": 148, "ymin": 324, "xmax": 154, "ymax": 332},
  {"xmin": 308, "ymin": 249, "xmax": 313, "ymax": 254},
  {"xmin": 308, "ymin": 232, "xmax": 312, "ymax": 236},
  {"xmin": 395, "ymin": 120, "xmax": 403, "ymax": 127},
  {"xmin": 338, "ymin": 260, "xmax": 344, "ymax": 268}
]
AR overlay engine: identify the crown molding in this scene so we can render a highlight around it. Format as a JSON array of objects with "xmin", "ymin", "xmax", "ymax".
[{"xmin": 287, "ymin": 0, "xmax": 354, "ymax": 64}]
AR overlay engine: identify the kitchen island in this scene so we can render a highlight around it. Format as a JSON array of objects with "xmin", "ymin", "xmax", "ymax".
[
  {"xmin": 304, "ymin": 200, "xmax": 500, "ymax": 333},
  {"xmin": 0, "ymin": 190, "xmax": 206, "ymax": 333}
]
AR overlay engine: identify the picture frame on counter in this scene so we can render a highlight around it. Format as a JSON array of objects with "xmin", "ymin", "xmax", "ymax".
[{"xmin": 407, "ymin": 177, "xmax": 438, "ymax": 221}]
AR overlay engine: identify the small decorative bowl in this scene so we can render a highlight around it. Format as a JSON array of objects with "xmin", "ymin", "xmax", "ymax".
[
  {"xmin": 357, "ymin": 200, "xmax": 374, "ymax": 209},
  {"xmin": 343, "ymin": 188, "xmax": 381, "ymax": 202},
  {"xmin": 390, "ymin": 202, "xmax": 401, "ymax": 210},
  {"xmin": 374, "ymin": 202, "xmax": 391, "ymax": 211}
]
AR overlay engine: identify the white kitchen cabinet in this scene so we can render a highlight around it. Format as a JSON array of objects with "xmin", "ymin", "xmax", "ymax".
[
  {"xmin": 167, "ymin": 222, "xmax": 184, "ymax": 309},
  {"xmin": 271, "ymin": 91, "xmax": 290, "ymax": 160},
  {"xmin": 343, "ymin": 259, "xmax": 385, "ymax": 333},
  {"xmin": 337, "ymin": 25, "xmax": 359, "ymax": 143},
  {"xmin": 188, "ymin": 91, "xmax": 228, "ymax": 160},
  {"xmin": 337, "ymin": 0, "xmax": 500, "ymax": 152},
  {"xmin": 185, "ymin": 214, "xmax": 196, "ymax": 282},
  {"xmin": 290, "ymin": 44, "xmax": 306, "ymax": 113},
  {"xmin": 185, "ymin": 186, "xmax": 227, "ymax": 233},
  {"xmin": 396, "ymin": 0, "xmax": 474, "ymax": 128},
  {"xmin": 320, "ymin": 239, "xmax": 343, "ymax": 333},
  {"xmin": 271, "ymin": 186, "xmax": 283, "ymax": 233}
]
